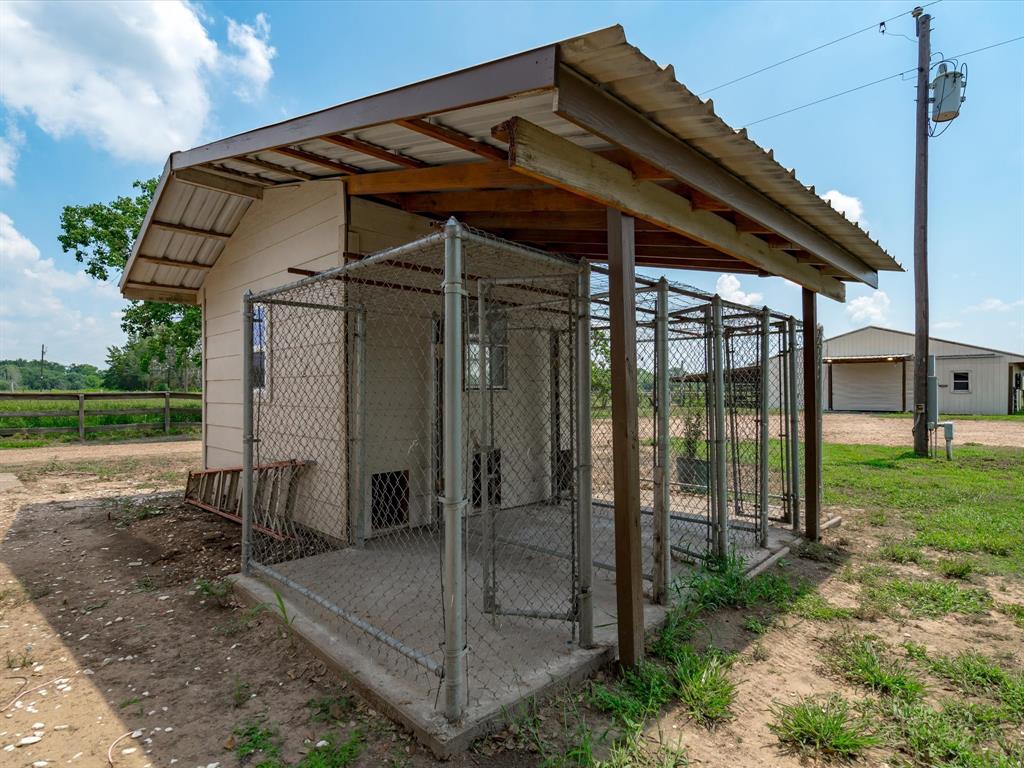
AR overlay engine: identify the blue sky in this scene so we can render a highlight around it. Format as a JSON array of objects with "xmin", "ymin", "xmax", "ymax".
[{"xmin": 1, "ymin": 0, "xmax": 1021, "ymax": 367}]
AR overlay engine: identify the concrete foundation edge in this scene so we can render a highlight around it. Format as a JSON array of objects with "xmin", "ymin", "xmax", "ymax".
[{"xmin": 229, "ymin": 573, "xmax": 616, "ymax": 758}]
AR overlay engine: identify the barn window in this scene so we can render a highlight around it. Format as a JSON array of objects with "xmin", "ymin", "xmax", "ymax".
[
  {"xmin": 952, "ymin": 371, "xmax": 970, "ymax": 393},
  {"xmin": 466, "ymin": 307, "xmax": 507, "ymax": 390},
  {"xmin": 370, "ymin": 470, "xmax": 409, "ymax": 530},
  {"xmin": 251, "ymin": 306, "xmax": 269, "ymax": 394}
]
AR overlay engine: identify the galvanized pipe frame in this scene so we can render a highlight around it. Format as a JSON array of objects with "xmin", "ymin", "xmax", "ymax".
[{"xmin": 442, "ymin": 220, "xmax": 467, "ymax": 722}]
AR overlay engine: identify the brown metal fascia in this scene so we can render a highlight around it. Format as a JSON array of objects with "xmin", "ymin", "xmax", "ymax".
[{"xmin": 171, "ymin": 45, "xmax": 559, "ymax": 171}]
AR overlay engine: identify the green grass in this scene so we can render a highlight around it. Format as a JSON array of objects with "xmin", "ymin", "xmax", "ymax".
[
  {"xmin": 0, "ymin": 393, "xmax": 201, "ymax": 448},
  {"xmin": 826, "ymin": 633, "xmax": 925, "ymax": 699},
  {"xmin": 679, "ymin": 552, "xmax": 801, "ymax": 612},
  {"xmin": 234, "ymin": 719, "xmax": 284, "ymax": 767},
  {"xmin": 874, "ymin": 697, "xmax": 1022, "ymax": 768},
  {"xmin": 876, "ymin": 539, "xmax": 926, "ymax": 565},
  {"xmin": 861, "ymin": 578, "xmax": 992, "ymax": 618},
  {"xmin": 998, "ymin": 603, "xmax": 1024, "ymax": 630},
  {"xmin": 822, "ymin": 443, "xmax": 1024, "ymax": 574},
  {"xmin": 297, "ymin": 731, "xmax": 364, "ymax": 768},
  {"xmin": 669, "ymin": 647, "xmax": 736, "ymax": 727},
  {"xmin": 937, "ymin": 558, "xmax": 975, "ymax": 580},
  {"xmin": 769, "ymin": 694, "xmax": 878, "ymax": 760},
  {"xmin": 790, "ymin": 593, "xmax": 854, "ymax": 621}
]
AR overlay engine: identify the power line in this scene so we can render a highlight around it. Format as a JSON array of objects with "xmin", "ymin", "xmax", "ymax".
[
  {"xmin": 743, "ymin": 34, "xmax": 1023, "ymax": 127},
  {"xmin": 698, "ymin": 0, "xmax": 943, "ymax": 96}
]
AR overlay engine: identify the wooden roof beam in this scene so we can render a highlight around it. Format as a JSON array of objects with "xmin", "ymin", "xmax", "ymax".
[
  {"xmin": 174, "ymin": 168, "xmax": 263, "ymax": 199},
  {"xmin": 234, "ymin": 155, "xmax": 316, "ymax": 181},
  {"xmin": 321, "ymin": 134, "xmax": 429, "ymax": 168},
  {"xmin": 202, "ymin": 164, "xmax": 277, "ymax": 186},
  {"xmin": 150, "ymin": 221, "xmax": 232, "ymax": 241},
  {"xmin": 493, "ymin": 116, "xmax": 845, "ymax": 301},
  {"xmin": 395, "ymin": 118, "xmax": 508, "ymax": 162},
  {"xmin": 123, "ymin": 281, "xmax": 199, "ymax": 304},
  {"xmin": 554, "ymin": 65, "xmax": 876, "ymax": 288},
  {"xmin": 345, "ymin": 162, "xmax": 536, "ymax": 195},
  {"xmin": 489, "ymin": 228, "xmax": 703, "ymax": 247},
  {"xmin": 271, "ymin": 147, "xmax": 364, "ymax": 175},
  {"xmin": 390, "ymin": 188, "xmax": 601, "ymax": 213},
  {"xmin": 133, "ymin": 255, "xmax": 214, "ymax": 271}
]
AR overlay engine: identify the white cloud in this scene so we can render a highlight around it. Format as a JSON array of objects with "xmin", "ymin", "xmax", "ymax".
[
  {"xmin": 0, "ymin": 212, "xmax": 124, "ymax": 366},
  {"xmin": 715, "ymin": 274, "xmax": 763, "ymax": 306},
  {"xmin": 0, "ymin": 121, "xmax": 25, "ymax": 186},
  {"xmin": 821, "ymin": 189, "xmax": 865, "ymax": 224},
  {"xmin": 933, "ymin": 320, "xmax": 963, "ymax": 331},
  {"xmin": 226, "ymin": 13, "xmax": 276, "ymax": 102},
  {"xmin": 0, "ymin": 2, "xmax": 276, "ymax": 165},
  {"xmin": 963, "ymin": 297, "xmax": 1024, "ymax": 313},
  {"xmin": 846, "ymin": 290, "xmax": 891, "ymax": 324}
]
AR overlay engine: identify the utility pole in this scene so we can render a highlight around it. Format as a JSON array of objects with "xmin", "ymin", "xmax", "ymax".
[
  {"xmin": 39, "ymin": 344, "xmax": 47, "ymax": 382},
  {"xmin": 912, "ymin": 7, "xmax": 931, "ymax": 456}
]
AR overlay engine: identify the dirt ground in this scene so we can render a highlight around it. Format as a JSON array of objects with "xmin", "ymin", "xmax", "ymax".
[
  {"xmin": 1, "ymin": 427, "xmax": 1021, "ymax": 766},
  {"xmin": 823, "ymin": 411, "xmax": 1024, "ymax": 448}
]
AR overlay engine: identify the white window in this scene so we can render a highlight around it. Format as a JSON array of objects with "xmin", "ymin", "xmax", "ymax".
[
  {"xmin": 952, "ymin": 370, "xmax": 970, "ymax": 393},
  {"xmin": 466, "ymin": 307, "xmax": 507, "ymax": 390},
  {"xmin": 252, "ymin": 305, "xmax": 269, "ymax": 394}
]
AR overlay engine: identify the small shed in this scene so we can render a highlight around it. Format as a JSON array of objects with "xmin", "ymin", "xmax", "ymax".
[
  {"xmin": 118, "ymin": 25, "xmax": 901, "ymax": 752},
  {"xmin": 824, "ymin": 326, "xmax": 1024, "ymax": 415}
]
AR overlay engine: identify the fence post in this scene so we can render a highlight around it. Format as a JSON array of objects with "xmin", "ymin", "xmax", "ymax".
[
  {"xmin": 350, "ymin": 309, "xmax": 367, "ymax": 548},
  {"xmin": 477, "ymin": 282, "xmax": 495, "ymax": 614},
  {"xmin": 163, "ymin": 391, "xmax": 171, "ymax": 434},
  {"xmin": 442, "ymin": 217, "xmax": 466, "ymax": 722},
  {"xmin": 652, "ymin": 278, "xmax": 671, "ymax": 603},
  {"xmin": 759, "ymin": 307, "xmax": 770, "ymax": 548},
  {"xmin": 787, "ymin": 317, "xmax": 801, "ymax": 534},
  {"xmin": 78, "ymin": 394, "xmax": 85, "ymax": 441},
  {"xmin": 576, "ymin": 262, "xmax": 593, "ymax": 648},
  {"xmin": 711, "ymin": 296, "xmax": 728, "ymax": 559},
  {"xmin": 241, "ymin": 290, "xmax": 254, "ymax": 577}
]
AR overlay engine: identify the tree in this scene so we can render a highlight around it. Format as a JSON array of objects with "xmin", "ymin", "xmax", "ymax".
[
  {"xmin": 59, "ymin": 178, "xmax": 202, "ymax": 381},
  {"xmin": 591, "ymin": 329, "xmax": 612, "ymax": 412}
]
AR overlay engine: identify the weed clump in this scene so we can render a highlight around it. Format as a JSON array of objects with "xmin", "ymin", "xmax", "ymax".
[{"xmin": 769, "ymin": 694, "xmax": 878, "ymax": 760}]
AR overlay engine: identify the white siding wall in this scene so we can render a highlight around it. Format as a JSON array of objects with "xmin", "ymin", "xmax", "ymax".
[
  {"xmin": 823, "ymin": 327, "xmax": 1020, "ymax": 415},
  {"xmin": 203, "ymin": 180, "xmax": 346, "ymax": 468}
]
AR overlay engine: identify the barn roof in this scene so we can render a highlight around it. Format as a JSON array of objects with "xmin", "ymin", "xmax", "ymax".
[
  {"xmin": 825, "ymin": 326, "xmax": 1024, "ymax": 360},
  {"xmin": 119, "ymin": 25, "xmax": 901, "ymax": 306}
]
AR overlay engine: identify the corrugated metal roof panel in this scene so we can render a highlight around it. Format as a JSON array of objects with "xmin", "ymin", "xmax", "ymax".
[{"xmin": 559, "ymin": 30, "xmax": 899, "ymax": 273}]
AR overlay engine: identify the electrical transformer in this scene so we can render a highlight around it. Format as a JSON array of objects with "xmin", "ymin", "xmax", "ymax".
[{"xmin": 931, "ymin": 67, "xmax": 965, "ymax": 122}]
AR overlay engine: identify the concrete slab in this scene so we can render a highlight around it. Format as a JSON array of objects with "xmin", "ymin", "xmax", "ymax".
[{"xmin": 232, "ymin": 505, "xmax": 797, "ymax": 756}]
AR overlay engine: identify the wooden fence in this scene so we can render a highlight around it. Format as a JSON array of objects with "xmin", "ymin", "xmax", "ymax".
[{"xmin": 0, "ymin": 391, "xmax": 201, "ymax": 439}]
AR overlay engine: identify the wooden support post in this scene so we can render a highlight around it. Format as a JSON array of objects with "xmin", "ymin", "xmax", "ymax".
[
  {"xmin": 801, "ymin": 289, "xmax": 821, "ymax": 541},
  {"xmin": 607, "ymin": 208, "xmax": 644, "ymax": 669},
  {"xmin": 78, "ymin": 394, "xmax": 85, "ymax": 441},
  {"xmin": 164, "ymin": 391, "xmax": 171, "ymax": 434}
]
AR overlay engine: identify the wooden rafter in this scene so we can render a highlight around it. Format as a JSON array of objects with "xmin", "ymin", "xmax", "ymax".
[
  {"xmin": 344, "ymin": 162, "xmax": 536, "ymax": 196},
  {"xmin": 456, "ymin": 211, "xmax": 663, "ymax": 230},
  {"xmin": 150, "ymin": 221, "xmax": 232, "ymax": 241},
  {"xmin": 321, "ymin": 134, "xmax": 429, "ymax": 168},
  {"xmin": 203, "ymin": 164, "xmax": 276, "ymax": 186},
  {"xmin": 271, "ymin": 147, "xmax": 364, "ymax": 175},
  {"xmin": 133, "ymin": 255, "xmax": 214, "ymax": 271},
  {"xmin": 395, "ymin": 118, "xmax": 508, "ymax": 162},
  {"xmin": 235, "ymin": 155, "xmax": 316, "ymax": 181},
  {"xmin": 490, "ymin": 228, "xmax": 703, "ymax": 247},
  {"xmin": 493, "ymin": 116, "xmax": 845, "ymax": 301},
  {"xmin": 174, "ymin": 168, "xmax": 263, "ymax": 199},
  {"xmin": 390, "ymin": 188, "xmax": 601, "ymax": 213}
]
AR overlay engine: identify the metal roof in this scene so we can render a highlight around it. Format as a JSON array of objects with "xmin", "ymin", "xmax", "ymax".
[{"xmin": 120, "ymin": 25, "xmax": 900, "ymax": 304}]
